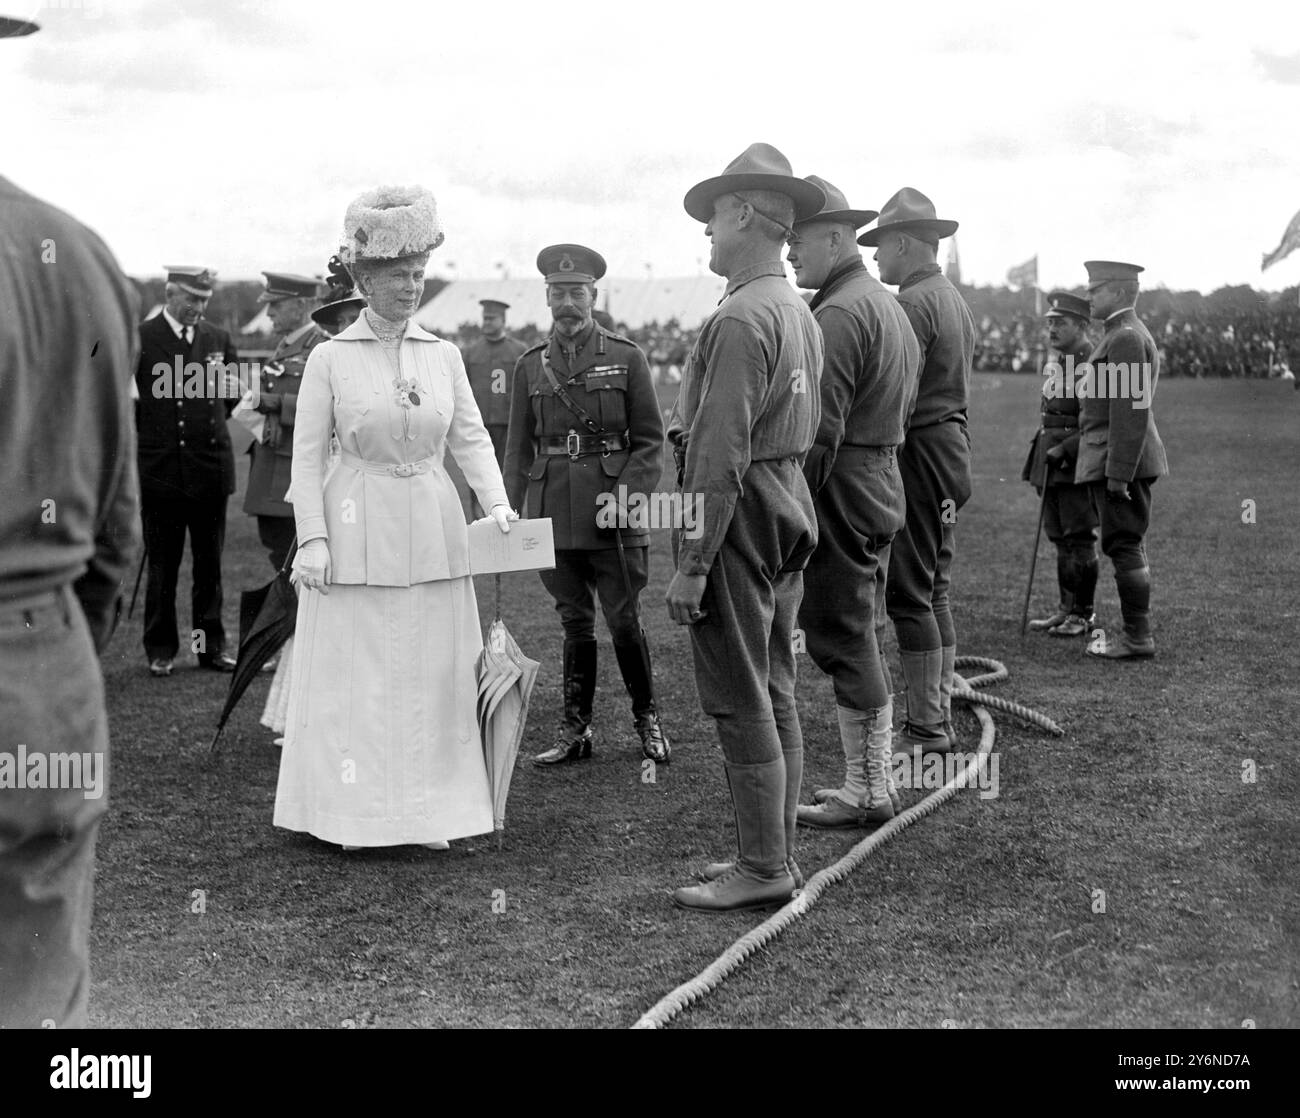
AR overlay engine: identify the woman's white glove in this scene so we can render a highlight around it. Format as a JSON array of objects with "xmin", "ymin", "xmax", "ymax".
[
  {"xmin": 479, "ymin": 503, "xmax": 519, "ymax": 535},
  {"xmin": 293, "ymin": 538, "xmax": 332, "ymax": 594}
]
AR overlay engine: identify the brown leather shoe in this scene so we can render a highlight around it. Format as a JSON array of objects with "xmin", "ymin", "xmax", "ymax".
[
  {"xmin": 673, "ymin": 864, "xmax": 795, "ymax": 913},
  {"xmin": 700, "ymin": 856, "xmax": 804, "ymax": 889},
  {"xmin": 814, "ymin": 785, "xmax": 902, "ymax": 813},
  {"xmin": 1050, "ymin": 612, "xmax": 1094, "ymax": 637},
  {"xmin": 796, "ymin": 795, "xmax": 893, "ymax": 829},
  {"xmin": 148, "ymin": 657, "xmax": 174, "ymax": 677},
  {"xmin": 198, "ymin": 651, "xmax": 238, "ymax": 672},
  {"xmin": 1028, "ymin": 607, "xmax": 1070, "ymax": 632},
  {"xmin": 1085, "ymin": 628, "xmax": 1155, "ymax": 659}
]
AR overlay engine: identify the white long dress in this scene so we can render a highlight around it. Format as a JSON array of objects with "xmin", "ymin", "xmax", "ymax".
[{"xmin": 273, "ymin": 312, "xmax": 509, "ymax": 847}]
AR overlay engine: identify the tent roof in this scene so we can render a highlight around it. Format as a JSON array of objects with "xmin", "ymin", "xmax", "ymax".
[{"xmin": 414, "ymin": 276, "xmax": 726, "ymax": 333}]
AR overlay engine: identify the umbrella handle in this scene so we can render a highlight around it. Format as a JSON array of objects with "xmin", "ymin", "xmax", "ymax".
[{"xmin": 280, "ymin": 536, "xmax": 300, "ymax": 577}]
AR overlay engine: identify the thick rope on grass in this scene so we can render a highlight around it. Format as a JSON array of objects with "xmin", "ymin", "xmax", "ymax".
[{"xmin": 630, "ymin": 655, "xmax": 1053, "ymax": 1029}]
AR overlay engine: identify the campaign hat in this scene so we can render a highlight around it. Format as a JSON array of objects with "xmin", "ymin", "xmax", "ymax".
[
  {"xmin": 857, "ymin": 188, "xmax": 959, "ymax": 247},
  {"xmin": 793, "ymin": 176, "xmax": 878, "ymax": 230},
  {"xmin": 683, "ymin": 143, "xmax": 825, "ymax": 225}
]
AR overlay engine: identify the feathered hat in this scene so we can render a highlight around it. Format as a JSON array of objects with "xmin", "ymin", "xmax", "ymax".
[{"xmin": 340, "ymin": 184, "xmax": 444, "ymax": 264}]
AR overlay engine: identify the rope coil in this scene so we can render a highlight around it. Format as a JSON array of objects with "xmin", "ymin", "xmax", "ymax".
[{"xmin": 631, "ymin": 655, "xmax": 1054, "ymax": 1029}]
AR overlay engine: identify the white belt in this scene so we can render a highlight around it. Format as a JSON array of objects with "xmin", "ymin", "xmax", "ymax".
[{"xmin": 339, "ymin": 451, "xmax": 438, "ymax": 478}]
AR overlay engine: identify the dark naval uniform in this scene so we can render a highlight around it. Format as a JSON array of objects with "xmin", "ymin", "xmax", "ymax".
[
  {"xmin": 461, "ymin": 332, "xmax": 526, "ymax": 464},
  {"xmin": 502, "ymin": 244, "xmax": 667, "ymax": 763},
  {"xmin": 1075, "ymin": 261, "xmax": 1168, "ymax": 658},
  {"xmin": 1022, "ymin": 294, "xmax": 1099, "ymax": 632},
  {"xmin": 243, "ymin": 319, "xmax": 329, "ymax": 569},
  {"xmin": 134, "ymin": 284, "xmax": 239, "ymax": 666}
]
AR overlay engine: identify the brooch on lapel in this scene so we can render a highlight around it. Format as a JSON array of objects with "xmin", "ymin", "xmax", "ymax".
[{"xmin": 393, "ymin": 375, "xmax": 421, "ymax": 408}]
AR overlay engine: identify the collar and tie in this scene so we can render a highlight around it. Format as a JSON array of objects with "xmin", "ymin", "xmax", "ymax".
[{"xmin": 178, "ymin": 324, "xmax": 193, "ymax": 347}]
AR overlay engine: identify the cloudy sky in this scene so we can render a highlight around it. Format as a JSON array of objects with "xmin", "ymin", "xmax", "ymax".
[{"xmin": 3, "ymin": 0, "xmax": 1299, "ymax": 293}]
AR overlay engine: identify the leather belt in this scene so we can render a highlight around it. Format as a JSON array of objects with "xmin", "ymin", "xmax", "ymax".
[
  {"xmin": 540, "ymin": 431, "xmax": 629, "ymax": 459},
  {"xmin": 339, "ymin": 451, "xmax": 438, "ymax": 477},
  {"xmin": 1040, "ymin": 415, "xmax": 1078, "ymax": 429}
]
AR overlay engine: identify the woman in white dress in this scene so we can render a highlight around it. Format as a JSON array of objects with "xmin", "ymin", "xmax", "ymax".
[{"xmin": 274, "ymin": 185, "xmax": 516, "ymax": 850}]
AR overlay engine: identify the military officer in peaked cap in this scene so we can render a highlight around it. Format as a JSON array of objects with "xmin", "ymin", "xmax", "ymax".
[
  {"xmin": 1022, "ymin": 290, "xmax": 1100, "ymax": 637},
  {"xmin": 1076, "ymin": 260, "xmax": 1168, "ymax": 659},
  {"xmin": 784, "ymin": 176, "xmax": 921, "ymax": 829},
  {"xmin": 666, "ymin": 143, "xmax": 826, "ymax": 913},
  {"xmin": 861, "ymin": 188, "xmax": 975, "ymax": 757},
  {"xmin": 503, "ymin": 244, "xmax": 671, "ymax": 765},
  {"xmin": 243, "ymin": 271, "xmax": 328, "ymax": 573}
]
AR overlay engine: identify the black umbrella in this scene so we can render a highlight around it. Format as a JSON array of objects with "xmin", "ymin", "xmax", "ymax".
[{"xmin": 208, "ymin": 540, "xmax": 299, "ymax": 755}]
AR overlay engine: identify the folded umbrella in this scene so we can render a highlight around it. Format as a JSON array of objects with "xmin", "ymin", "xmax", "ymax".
[
  {"xmin": 208, "ymin": 541, "xmax": 299, "ymax": 756},
  {"xmin": 475, "ymin": 616, "xmax": 539, "ymax": 849}
]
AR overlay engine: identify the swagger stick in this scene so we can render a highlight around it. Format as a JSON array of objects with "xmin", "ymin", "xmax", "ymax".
[{"xmin": 1019, "ymin": 484, "xmax": 1050, "ymax": 639}]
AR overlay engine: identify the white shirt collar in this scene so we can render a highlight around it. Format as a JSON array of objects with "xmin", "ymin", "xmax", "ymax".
[{"xmin": 161, "ymin": 307, "xmax": 190, "ymax": 339}]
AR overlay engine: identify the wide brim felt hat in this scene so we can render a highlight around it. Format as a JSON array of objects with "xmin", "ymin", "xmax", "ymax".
[
  {"xmin": 793, "ymin": 175, "xmax": 878, "ymax": 229},
  {"xmin": 683, "ymin": 143, "xmax": 826, "ymax": 224},
  {"xmin": 857, "ymin": 187, "xmax": 958, "ymax": 247}
]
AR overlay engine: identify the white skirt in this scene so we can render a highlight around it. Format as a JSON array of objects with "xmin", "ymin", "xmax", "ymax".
[{"xmin": 273, "ymin": 576, "xmax": 494, "ymax": 847}]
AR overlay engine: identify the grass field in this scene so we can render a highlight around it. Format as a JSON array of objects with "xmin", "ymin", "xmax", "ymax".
[{"xmin": 89, "ymin": 373, "xmax": 1299, "ymax": 1028}]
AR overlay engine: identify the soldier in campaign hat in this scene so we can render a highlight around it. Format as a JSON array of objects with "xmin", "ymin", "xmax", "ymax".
[
  {"xmin": 1022, "ymin": 291, "xmax": 1100, "ymax": 636},
  {"xmin": 461, "ymin": 298, "xmax": 526, "ymax": 471},
  {"xmin": 667, "ymin": 144, "xmax": 825, "ymax": 913},
  {"xmin": 861, "ymin": 188, "xmax": 975, "ymax": 756},
  {"xmin": 134, "ymin": 264, "xmax": 242, "ymax": 676},
  {"xmin": 244, "ymin": 271, "xmax": 328, "ymax": 574},
  {"xmin": 1077, "ymin": 260, "xmax": 1168, "ymax": 659},
  {"xmin": 502, "ymin": 243, "xmax": 671, "ymax": 766},
  {"xmin": 783, "ymin": 176, "xmax": 921, "ymax": 829}
]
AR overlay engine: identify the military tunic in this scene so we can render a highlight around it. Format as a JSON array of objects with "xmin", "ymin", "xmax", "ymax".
[
  {"xmin": 460, "ymin": 333, "xmax": 527, "ymax": 464},
  {"xmin": 667, "ymin": 259, "xmax": 822, "ymax": 761},
  {"xmin": 243, "ymin": 321, "xmax": 329, "ymax": 519},
  {"xmin": 1023, "ymin": 340, "xmax": 1099, "ymax": 545},
  {"xmin": 799, "ymin": 256, "xmax": 919, "ymax": 713},
  {"xmin": 1074, "ymin": 306, "xmax": 1168, "ymax": 571},
  {"xmin": 503, "ymin": 321, "xmax": 663, "ymax": 646}
]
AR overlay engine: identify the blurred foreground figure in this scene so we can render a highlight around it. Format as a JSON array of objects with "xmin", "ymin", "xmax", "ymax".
[{"xmin": 1, "ymin": 14, "xmax": 142, "ymax": 1025}]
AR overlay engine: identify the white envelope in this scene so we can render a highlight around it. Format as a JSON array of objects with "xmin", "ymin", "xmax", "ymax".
[
  {"xmin": 230, "ymin": 391, "xmax": 266, "ymax": 444},
  {"xmin": 467, "ymin": 517, "xmax": 555, "ymax": 575}
]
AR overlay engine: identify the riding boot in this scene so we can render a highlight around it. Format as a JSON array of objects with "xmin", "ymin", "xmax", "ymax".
[
  {"xmin": 1087, "ymin": 566, "xmax": 1154, "ymax": 658},
  {"xmin": 674, "ymin": 758, "xmax": 794, "ymax": 912},
  {"xmin": 532, "ymin": 638, "xmax": 597, "ymax": 765},
  {"xmin": 614, "ymin": 637, "xmax": 671, "ymax": 763}
]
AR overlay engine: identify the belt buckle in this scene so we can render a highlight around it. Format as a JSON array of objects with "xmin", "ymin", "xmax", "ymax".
[
  {"xmin": 566, "ymin": 431, "xmax": 581, "ymax": 460},
  {"xmin": 392, "ymin": 462, "xmax": 416, "ymax": 477}
]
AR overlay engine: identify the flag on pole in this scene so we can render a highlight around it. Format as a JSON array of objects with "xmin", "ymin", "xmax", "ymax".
[
  {"xmin": 1034, "ymin": 287, "xmax": 1044, "ymax": 316},
  {"xmin": 1006, "ymin": 255, "xmax": 1038, "ymax": 289},
  {"xmin": 945, "ymin": 236, "xmax": 962, "ymax": 285},
  {"xmin": 1262, "ymin": 210, "xmax": 1300, "ymax": 271}
]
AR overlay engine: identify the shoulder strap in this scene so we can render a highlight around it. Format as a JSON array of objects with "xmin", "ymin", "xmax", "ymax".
[{"xmin": 540, "ymin": 345, "xmax": 603, "ymax": 435}]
